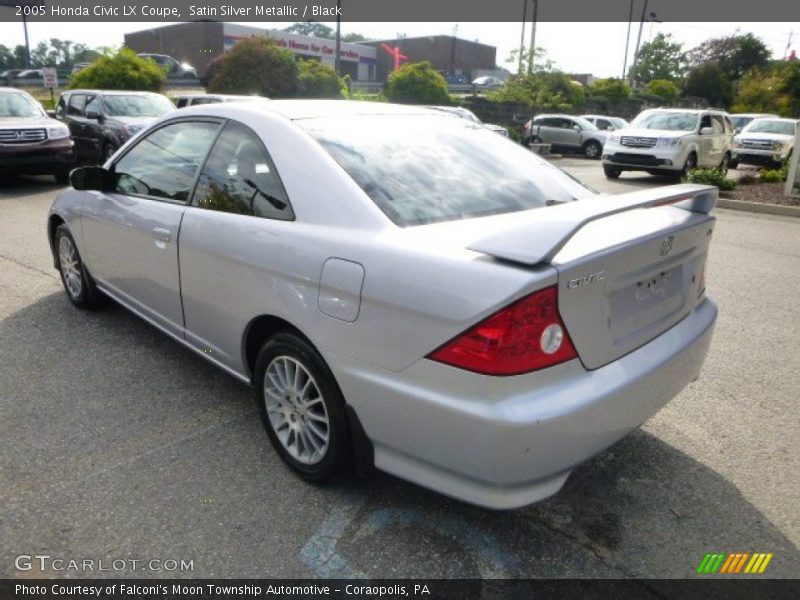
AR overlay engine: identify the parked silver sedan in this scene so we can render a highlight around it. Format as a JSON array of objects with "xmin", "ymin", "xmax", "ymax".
[{"xmin": 48, "ymin": 101, "xmax": 718, "ymax": 509}]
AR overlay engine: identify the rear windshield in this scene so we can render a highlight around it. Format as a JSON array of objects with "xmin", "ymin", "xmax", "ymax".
[{"xmin": 302, "ymin": 115, "xmax": 595, "ymax": 226}]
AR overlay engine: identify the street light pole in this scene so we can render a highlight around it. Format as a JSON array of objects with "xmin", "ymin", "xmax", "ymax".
[
  {"xmin": 22, "ymin": 12, "xmax": 31, "ymax": 68},
  {"xmin": 519, "ymin": 0, "xmax": 528, "ymax": 75},
  {"xmin": 622, "ymin": 0, "xmax": 634, "ymax": 79},
  {"xmin": 334, "ymin": 0, "xmax": 341, "ymax": 76},
  {"xmin": 629, "ymin": 0, "xmax": 648, "ymax": 87},
  {"xmin": 528, "ymin": 0, "xmax": 538, "ymax": 74}
]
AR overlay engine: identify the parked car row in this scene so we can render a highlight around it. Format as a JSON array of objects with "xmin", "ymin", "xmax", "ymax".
[{"xmin": 520, "ymin": 107, "xmax": 796, "ymax": 179}]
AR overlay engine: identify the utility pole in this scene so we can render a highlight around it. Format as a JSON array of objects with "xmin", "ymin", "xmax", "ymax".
[
  {"xmin": 334, "ymin": 0, "xmax": 341, "ymax": 75},
  {"xmin": 450, "ymin": 24, "xmax": 458, "ymax": 78},
  {"xmin": 519, "ymin": 0, "xmax": 528, "ymax": 75},
  {"xmin": 785, "ymin": 31, "xmax": 794, "ymax": 60},
  {"xmin": 528, "ymin": 0, "xmax": 538, "ymax": 74},
  {"xmin": 622, "ymin": 0, "xmax": 634, "ymax": 79},
  {"xmin": 22, "ymin": 13, "xmax": 31, "ymax": 68},
  {"xmin": 629, "ymin": 0, "xmax": 648, "ymax": 87}
]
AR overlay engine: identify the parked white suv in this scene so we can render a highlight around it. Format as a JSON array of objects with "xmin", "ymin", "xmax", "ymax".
[
  {"xmin": 731, "ymin": 117, "xmax": 797, "ymax": 168},
  {"xmin": 602, "ymin": 108, "xmax": 734, "ymax": 179}
]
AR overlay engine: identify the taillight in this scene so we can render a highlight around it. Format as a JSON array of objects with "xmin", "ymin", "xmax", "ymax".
[{"xmin": 428, "ymin": 286, "xmax": 578, "ymax": 376}]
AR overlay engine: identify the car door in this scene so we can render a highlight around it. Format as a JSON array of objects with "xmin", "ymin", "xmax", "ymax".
[
  {"xmin": 710, "ymin": 115, "xmax": 726, "ymax": 166},
  {"xmin": 80, "ymin": 119, "xmax": 222, "ymax": 336},
  {"xmin": 534, "ymin": 118, "xmax": 562, "ymax": 144},
  {"xmin": 178, "ymin": 120, "xmax": 295, "ymax": 372},
  {"xmin": 65, "ymin": 93, "xmax": 90, "ymax": 159},
  {"xmin": 696, "ymin": 115, "xmax": 716, "ymax": 167},
  {"xmin": 558, "ymin": 118, "xmax": 582, "ymax": 149},
  {"xmin": 83, "ymin": 94, "xmax": 106, "ymax": 162}
]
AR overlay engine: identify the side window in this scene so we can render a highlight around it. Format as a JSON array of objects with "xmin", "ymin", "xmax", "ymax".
[
  {"xmin": 540, "ymin": 118, "xmax": 560, "ymax": 127},
  {"xmin": 192, "ymin": 121, "xmax": 294, "ymax": 221},
  {"xmin": 699, "ymin": 115, "xmax": 712, "ymax": 130},
  {"xmin": 597, "ymin": 119, "xmax": 612, "ymax": 130},
  {"xmin": 55, "ymin": 96, "xmax": 67, "ymax": 118},
  {"xmin": 175, "ymin": 98, "xmax": 188, "ymax": 108},
  {"xmin": 85, "ymin": 95, "xmax": 101, "ymax": 116},
  {"xmin": 560, "ymin": 118, "xmax": 576, "ymax": 129},
  {"xmin": 67, "ymin": 94, "xmax": 86, "ymax": 117},
  {"xmin": 711, "ymin": 115, "xmax": 724, "ymax": 134},
  {"xmin": 113, "ymin": 120, "xmax": 220, "ymax": 202}
]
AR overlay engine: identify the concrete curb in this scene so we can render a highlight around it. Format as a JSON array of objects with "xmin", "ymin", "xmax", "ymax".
[{"xmin": 717, "ymin": 197, "xmax": 800, "ymax": 218}]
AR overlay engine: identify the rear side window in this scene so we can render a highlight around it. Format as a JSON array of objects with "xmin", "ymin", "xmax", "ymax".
[
  {"xmin": 192, "ymin": 121, "xmax": 293, "ymax": 220},
  {"xmin": 303, "ymin": 115, "xmax": 595, "ymax": 226},
  {"xmin": 113, "ymin": 120, "xmax": 220, "ymax": 202},
  {"xmin": 176, "ymin": 98, "xmax": 188, "ymax": 108}
]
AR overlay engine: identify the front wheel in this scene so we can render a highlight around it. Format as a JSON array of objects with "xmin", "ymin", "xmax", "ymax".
[
  {"xmin": 54, "ymin": 225, "xmax": 102, "ymax": 308},
  {"xmin": 681, "ymin": 152, "xmax": 698, "ymax": 177},
  {"xmin": 603, "ymin": 165, "xmax": 621, "ymax": 179},
  {"xmin": 583, "ymin": 140, "xmax": 602, "ymax": 159},
  {"xmin": 719, "ymin": 152, "xmax": 731, "ymax": 175},
  {"xmin": 253, "ymin": 332, "xmax": 350, "ymax": 481}
]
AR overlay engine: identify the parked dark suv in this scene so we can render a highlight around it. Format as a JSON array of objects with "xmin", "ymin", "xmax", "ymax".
[
  {"xmin": 0, "ymin": 87, "xmax": 75, "ymax": 183},
  {"xmin": 55, "ymin": 90, "xmax": 174, "ymax": 163}
]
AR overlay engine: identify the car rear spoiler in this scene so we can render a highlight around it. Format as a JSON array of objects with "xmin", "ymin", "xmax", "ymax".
[{"xmin": 467, "ymin": 184, "xmax": 717, "ymax": 266}]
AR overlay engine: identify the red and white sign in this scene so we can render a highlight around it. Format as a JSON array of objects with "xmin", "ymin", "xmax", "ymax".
[{"xmin": 42, "ymin": 68, "xmax": 58, "ymax": 88}]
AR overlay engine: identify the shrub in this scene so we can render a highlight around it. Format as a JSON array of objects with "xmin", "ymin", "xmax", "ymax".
[
  {"xmin": 207, "ymin": 37, "xmax": 298, "ymax": 98},
  {"xmin": 588, "ymin": 78, "xmax": 631, "ymax": 104},
  {"xmin": 737, "ymin": 174, "xmax": 759, "ymax": 185},
  {"xmin": 683, "ymin": 167, "xmax": 737, "ymax": 191},
  {"xmin": 68, "ymin": 48, "xmax": 165, "ymax": 91},
  {"xmin": 385, "ymin": 61, "xmax": 450, "ymax": 105},
  {"xmin": 760, "ymin": 163, "xmax": 789, "ymax": 183},
  {"xmin": 296, "ymin": 60, "xmax": 343, "ymax": 98}
]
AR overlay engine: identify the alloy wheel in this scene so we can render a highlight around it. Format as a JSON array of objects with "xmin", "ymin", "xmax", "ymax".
[
  {"xmin": 58, "ymin": 235, "xmax": 83, "ymax": 299},
  {"xmin": 263, "ymin": 356, "xmax": 330, "ymax": 465}
]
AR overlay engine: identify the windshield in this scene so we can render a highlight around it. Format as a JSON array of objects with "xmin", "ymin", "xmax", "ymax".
[
  {"xmin": 732, "ymin": 116, "xmax": 756, "ymax": 130},
  {"xmin": 611, "ymin": 118, "xmax": 628, "ymax": 129},
  {"xmin": 632, "ymin": 111, "xmax": 699, "ymax": 132},
  {"xmin": 744, "ymin": 119, "xmax": 797, "ymax": 136},
  {"xmin": 303, "ymin": 115, "xmax": 596, "ymax": 227},
  {"xmin": 575, "ymin": 117, "xmax": 598, "ymax": 131},
  {"xmin": 103, "ymin": 95, "xmax": 174, "ymax": 117},
  {"xmin": 0, "ymin": 92, "xmax": 42, "ymax": 118}
]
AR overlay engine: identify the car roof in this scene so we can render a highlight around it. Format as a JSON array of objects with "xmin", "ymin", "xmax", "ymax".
[
  {"xmin": 60, "ymin": 89, "xmax": 164, "ymax": 96},
  {"xmin": 178, "ymin": 100, "xmax": 446, "ymax": 121}
]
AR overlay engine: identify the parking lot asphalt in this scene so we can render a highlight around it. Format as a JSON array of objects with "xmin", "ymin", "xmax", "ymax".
[{"xmin": 1, "ymin": 160, "xmax": 798, "ymax": 580}]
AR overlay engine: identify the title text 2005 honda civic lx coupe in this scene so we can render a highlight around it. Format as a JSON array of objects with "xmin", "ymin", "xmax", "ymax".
[{"xmin": 48, "ymin": 101, "xmax": 718, "ymax": 509}]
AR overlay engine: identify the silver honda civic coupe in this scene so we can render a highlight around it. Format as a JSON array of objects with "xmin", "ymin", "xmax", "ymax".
[{"xmin": 47, "ymin": 101, "xmax": 718, "ymax": 509}]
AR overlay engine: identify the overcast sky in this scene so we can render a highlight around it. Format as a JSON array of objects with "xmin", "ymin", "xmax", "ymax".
[{"xmin": 0, "ymin": 20, "xmax": 796, "ymax": 77}]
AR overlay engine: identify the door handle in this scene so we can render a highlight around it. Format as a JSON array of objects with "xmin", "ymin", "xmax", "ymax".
[{"xmin": 153, "ymin": 228, "xmax": 171, "ymax": 243}]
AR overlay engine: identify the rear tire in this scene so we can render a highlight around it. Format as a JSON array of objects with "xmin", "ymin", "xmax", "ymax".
[
  {"xmin": 253, "ymin": 332, "xmax": 351, "ymax": 482},
  {"xmin": 583, "ymin": 140, "xmax": 602, "ymax": 159},
  {"xmin": 603, "ymin": 165, "xmax": 621, "ymax": 179},
  {"xmin": 54, "ymin": 224, "xmax": 102, "ymax": 309},
  {"xmin": 681, "ymin": 152, "xmax": 698, "ymax": 178}
]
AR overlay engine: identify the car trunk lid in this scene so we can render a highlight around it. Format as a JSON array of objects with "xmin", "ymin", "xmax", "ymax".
[{"xmin": 467, "ymin": 184, "xmax": 716, "ymax": 369}]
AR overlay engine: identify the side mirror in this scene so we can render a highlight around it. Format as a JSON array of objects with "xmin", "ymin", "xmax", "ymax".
[
  {"xmin": 69, "ymin": 166, "xmax": 113, "ymax": 191},
  {"xmin": 86, "ymin": 110, "xmax": 102, "ymax": 120},
  {"xmin": 699, "ymin": 126, "xmax": 714, "ymax": 136},
  {"xmin": 734, "ymin": 127, "xmax": 742, "ymax": 134}
]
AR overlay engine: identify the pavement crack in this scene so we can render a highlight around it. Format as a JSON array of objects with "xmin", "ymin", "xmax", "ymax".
[{"xmin": 0, "ymin": 253, "xmax": 57, "ymax": 280}]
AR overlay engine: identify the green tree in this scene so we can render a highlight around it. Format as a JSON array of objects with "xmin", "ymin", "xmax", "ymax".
[
  {"xmin": 0, "ymin": 44, "xmax": 16, "ymax": 69},
  {"xmin": 284, "ymin": 23, "xmax": 335, "ymax": 39},
  {"xmin": 731, "ymin": 62, "xmax": 800, "ymax": 117},
  {"xmin": 682, "ymin": 63, "xmax": 732, "ymax": 107},
  {"xmin": 207, "ymin": 38, "xmax": 299, "ymax": 98},
  {"xmin": 588, "ymin": 78, "xmax": 632, "ymax": 104},
  {"xmin": 69, "ymin": 48, "xmax": 166, "ymax": 91},
  {"xmin": 646, "ymin": 79, "xmax": 679, "ymax": 103},
  {"xmin": 630, "ymin": 33, "xmax": 686, "ymax": 84},
  {"xmin": 297, "ymin": 60, "xmax": 343, "ymax": 98},
  {"xmin": 686, "ymin": 33, "xmax": 771, "ymax": 81},
  {"xmin": 342, "ymin": 33, "xmax": 370, "ymax": 42},
  {"xmin": 385, "ymin": 61, "xmax": 450, "ymax": 104},
  {"xmin": 490, "ymin": 70, "xmax": 586, "ymax": 111}
]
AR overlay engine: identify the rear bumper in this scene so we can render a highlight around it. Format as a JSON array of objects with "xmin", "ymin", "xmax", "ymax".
[
  {"xmin": 0, "ymin": 138, "xmax": 75, "ymax": 174},
  {"xmin": 332, "ymin": 298, "xmax": 717, "ymax": 509}
]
